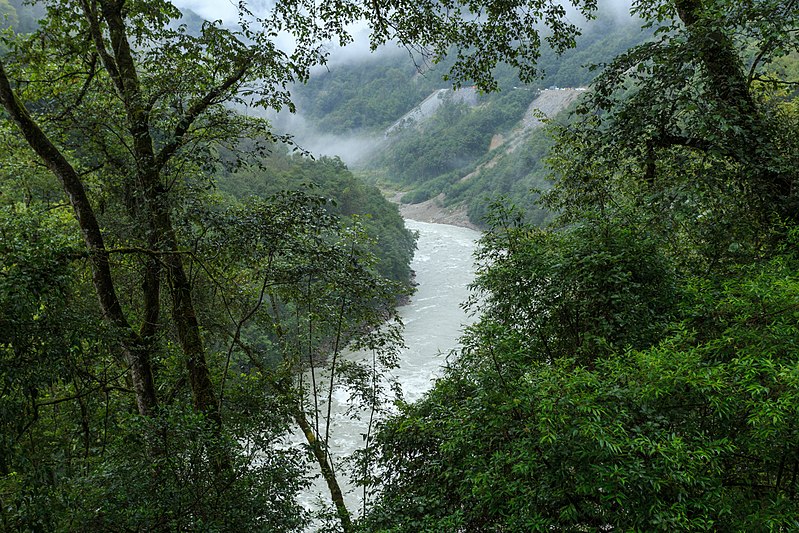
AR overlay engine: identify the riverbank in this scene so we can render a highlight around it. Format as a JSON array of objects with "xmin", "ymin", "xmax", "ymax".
[{"xmin": 388, "ymin": 191, "xmax": 481, "ymax": 230}]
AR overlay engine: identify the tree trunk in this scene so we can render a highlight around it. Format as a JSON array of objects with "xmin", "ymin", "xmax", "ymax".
[
  {"xmin": 95, "ymin": 0, "xmax": 222, "ymax": 421},
  {"xmin": 294, "ymin": 407, "xmax": 354, "ymax": 533},
  {"xmin": 232, "ymin": 336, "xmax": 354, "ymax": 532},
  {"xmin": 0, "ymin": 61, "xmax": 159, "ymax": 417},
  {"xmin": 674, "ymin": 0, "xmax": 794, "ymax": 204}
]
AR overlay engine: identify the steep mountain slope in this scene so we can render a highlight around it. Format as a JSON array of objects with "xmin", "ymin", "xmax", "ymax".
[
  {"xmin": 385, "ymin": 87, "xmax": 480, "ymax": 136},
  {"xmin": 289, "ymin": 12, "xmax": 652, "ymax": 226},
  {"xmin": 507, "ymin": 88, "xmax": 586, "ymax": 150},
  {"xmin": 394, "ymin": 88, "xmax": 586, "ymax": 227}
]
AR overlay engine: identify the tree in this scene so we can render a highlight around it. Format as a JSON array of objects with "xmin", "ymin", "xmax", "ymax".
[
  {"xmin": 363, "ymin": 1, "xmax": 799, "ymax": 530},
  {"xmin": 2, "ymin": 0, "xmax": 620, "ymax": 527},
  {"xmin": 2, "ymin": 0, "xmax": 274, "ymax": 420},
  {"xmin": 551, "ymin": 0, "xmax": 798, "ymax": 229},
  {"xmin": 0, "ymin": 1, "xmax": 407, "ymax": 528}
]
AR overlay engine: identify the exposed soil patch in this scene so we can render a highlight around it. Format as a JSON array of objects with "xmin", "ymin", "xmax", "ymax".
[{"xmin": 389, "ymin": 192, "xmax": 480, "ymax": 230}]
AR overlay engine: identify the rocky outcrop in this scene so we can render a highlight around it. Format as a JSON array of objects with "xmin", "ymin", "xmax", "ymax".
[
  {"xmin": 387, "ymin": 87, "xmax": 587, "ymax": 228},
  {"xmin": 505, "ymin": 87, "xmax": 586, "ymax": 152},
  {"xmin": 385, "ymin": 86, "xmax": 479, "ymax": 136}
]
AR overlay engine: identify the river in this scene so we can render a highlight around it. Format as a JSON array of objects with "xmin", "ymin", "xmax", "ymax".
[
  {"xmin": 387, "ymin": 219, "xmax": 481, "ymax": 402},
  {"xmin": 296, "ymin": 219, "xmax": 481, "ymax": 526}
]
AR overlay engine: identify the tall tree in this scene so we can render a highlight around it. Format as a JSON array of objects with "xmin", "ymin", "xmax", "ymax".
[
  {"xmin": 0, "ymin": 1, "xmax": 381, "ymax": 528},
  {"xmin": 363, "ymin": 1, "xmax": 799, "ymax": 530},
  {"xmin": 0, "ymin": 0, "xmax": 285, "ymax": 419},
  {"xmin": 555, "ymin": 0, "xmax": 798, "ymax": 226},
  {"xmin": 0, "ymin": 0, "xmax": 600, "ymax": 417},
  {"xmin": 1, "ymin": 0, "xmax": 613, "ymax": 527}
]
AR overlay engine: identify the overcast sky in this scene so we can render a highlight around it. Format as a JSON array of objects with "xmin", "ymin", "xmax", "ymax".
[
  {"xmin": 171, "ymin": 0, "xmax": 635, "ymax": 25},
  {"xmin": 171, "ymin": 0, "xmax": 241, "ymax": 23},
  {"xmin": 169, "ymin": 0, "xmax": 636, "ymax": 69}
]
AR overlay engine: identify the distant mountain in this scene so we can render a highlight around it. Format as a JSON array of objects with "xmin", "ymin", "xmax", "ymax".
[{"xmin": 290, "ymin": 11, "xmax": 653, "ymax": 227}]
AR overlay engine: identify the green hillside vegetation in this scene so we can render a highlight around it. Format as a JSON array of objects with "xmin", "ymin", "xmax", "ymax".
[
  {"xmin": 291, "ymin": 11, "xmax": 656, "ymax": 227},
  {"xmin": 374, "ymin": 88, "xmax": 532, "ymax": 187},
  {"xmin": 449, "ymin": 123, "xmax": 558, "ymax": 226},
  {"xmin": 292, "ymin": 55, "xmax": 434, "ymax": 134},
  {"xmin": 0, "ymin": 1, "xmax": 18, "ymax": 30},
  {"xmin": 359, "ymin": 14, "xmax": 653, "ymax": 226},
  {"xmin": 215, "ymin": 146, "xmax": 417, "ymax": 286},
  {"xmin": 364, "ymin": 0, "xmax": 799, "ymax": 530},
  {"xmin": 364, "ymin": 86, "xmax": 567, "ymax": 226},
  {"xmin": 296, "ymin": 12, "xmax": 649, "ymax": 137}
]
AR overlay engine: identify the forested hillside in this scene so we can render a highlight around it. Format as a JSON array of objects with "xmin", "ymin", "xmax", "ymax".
[
  {"xmin": 215, "ymin": 146, "xmax": 416, "ymax": 287},
  {"xmin": 293, "ymin": 11, "xmax": 644, "ymax": 136},
  {"xmin": 292, "ymin": 10, "xmax": 654, "ymax": 227}
]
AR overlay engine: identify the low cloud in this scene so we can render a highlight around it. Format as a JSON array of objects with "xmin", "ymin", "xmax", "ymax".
[
  {"xmin": 269, "ymin": 109, "xmax": 382, "ymax": 166},
  {"xmin": 171, "ymin": 0, "xmax": 239, "ymax": 23}
]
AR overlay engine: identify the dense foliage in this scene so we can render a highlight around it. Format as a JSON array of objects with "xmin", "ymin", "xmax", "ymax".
[
  {"xmin": 7, "ymin": 0, "xmax": 599, "ymax": 527},
  {"xmin": 0, "ymin": 1, "xmax": 415, "ymax": 529},
  {"xmin": 3, "ymin": 0, "xmax": 798, "ymax": 530},
  {"xmin": 364, "ymin": 0, "xmax": 799, "ymax": 530},
  {"xmin": 215, "ymin": 148, "xmax": 416, "ymax": 287},
  {"xmin": 374, "ymin": 90, "xmax": 533, "ymax": 188}
]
